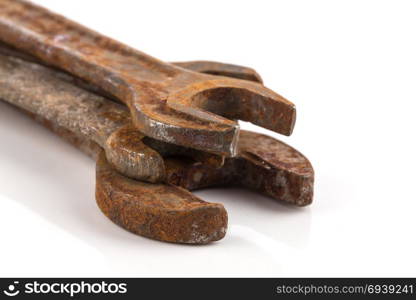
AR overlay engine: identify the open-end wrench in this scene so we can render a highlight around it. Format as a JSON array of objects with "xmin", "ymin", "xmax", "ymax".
[
  {"xmin": 96, "ymin": 130, "xmax": 313, "ymax": 244},
  {"xmin": 4, "ymin": 108, "xmax": 227, "ymax": 244},
  {"xmin": 13, "ymin": 108, "xmax": 312, "ymax": 244},
  {"xmin": 0, "ymin": 46, "xmax": 265, "ymax": 182},
  {"xmin": 0, "ymin": 54, "xmax": 313, "ymax": 243},
  {"xmin": 30, "ymin": 112, "xmax": 313, "ymax": 243},
  {"xmin": 0, "ymin": 40, "xmax": 263, "ymax": 105},
  {"xmin": 0, "ymin": 0, "xmax": 296, "ymax": 156}
]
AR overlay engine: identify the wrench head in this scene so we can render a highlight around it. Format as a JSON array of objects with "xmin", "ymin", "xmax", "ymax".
[
  {"xmin": 96, "ymin": 151, "xmax": 227, "ymax": 244},
  {"xmin": 104, "ymin": 124, "xmax": 166, "ymax": 183},
  {"xmin": 96, "ymin": 130, "xmax": 312, "ymax": 244},
  {"xmin": 132, "ymin": 75, "xmax": 296, "ymax": 157},
  {"xmin": 165, "ymin": 130, "xmax": 314, "ymax": 207}
]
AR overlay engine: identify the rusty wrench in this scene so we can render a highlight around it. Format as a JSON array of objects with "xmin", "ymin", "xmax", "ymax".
[
  {"xmin": 0, "ymin": 52, "xmax": 313, "ymax": 243},
  {"xmin": 0, "ymin": 0, "xmax": 296, "ymax": 156},
  {"xmin": 0, "ymin": 43, "xmax": 263, "ymax": 182}
]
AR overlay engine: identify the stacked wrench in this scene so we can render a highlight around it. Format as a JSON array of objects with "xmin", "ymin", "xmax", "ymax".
[
  {"xmin": 0, "ymin": 0, "xmax": 314, "ymax": 244},
  {"xmin": 0, "ymin": 0, "xmax": 296, "ymax": 156}
]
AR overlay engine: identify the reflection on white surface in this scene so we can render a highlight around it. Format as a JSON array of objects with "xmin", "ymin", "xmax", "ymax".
[
  {"xmin": 229, "ymin": 225, "xmax": 300, "ymax": 265},
  {"xmin": 0, "ymin": 194, "xmax": 106, "ymax": 277},
  {"xmin": 196, "ymin": 187, "xmax": 312, "ymax": 249}
]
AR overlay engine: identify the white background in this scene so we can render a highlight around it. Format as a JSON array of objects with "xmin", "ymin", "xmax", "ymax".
[{"xmin": 0, "ymin": 0, "xmax": 415, "ymax": 277}]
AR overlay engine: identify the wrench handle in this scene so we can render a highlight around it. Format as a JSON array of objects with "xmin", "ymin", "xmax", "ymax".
[
  {"xmin": 0, "ymin": 0, "xmax": 179, "ymax": 101},
  {"xmin": 0, "ymin": 53, "xmax": 127, "ymax": 146}
]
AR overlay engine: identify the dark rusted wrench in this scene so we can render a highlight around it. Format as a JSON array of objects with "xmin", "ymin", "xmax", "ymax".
[
  {"xmin": 0, "ymin": 0, "xmax": 296, "ymax": 156},
  {"xmin": 0, "ymin": 53, "xmax": 313, "ymax": 244},
  {"xmin": 0, "ymin": 43, "xmax": 262, "ymax": 182}
]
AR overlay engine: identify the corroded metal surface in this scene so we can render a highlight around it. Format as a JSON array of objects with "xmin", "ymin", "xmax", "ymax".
[
  {"xmin": 0, "ymin": 0, "xmax": 296, "ymax": 156},
  {"xmin": 96, "ymin": 152, "xmax": 228, "ymax": 244},
  {"xmin": 166, "ymin": 131, "xmax": 314, "ymax": 206},
  {"xmin": 237, "ymin": 132, "xmax": 313, "ymax": 206}
]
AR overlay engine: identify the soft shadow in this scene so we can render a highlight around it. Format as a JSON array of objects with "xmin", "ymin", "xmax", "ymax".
[{"xmin": 194, "ymin": 186, "xmax": 312, "ymax": 248}]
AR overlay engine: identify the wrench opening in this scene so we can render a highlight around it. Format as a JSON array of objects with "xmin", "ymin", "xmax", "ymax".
[{"xmin": 167, "ymin": 79, "xmax": 296, "ymax": 136}]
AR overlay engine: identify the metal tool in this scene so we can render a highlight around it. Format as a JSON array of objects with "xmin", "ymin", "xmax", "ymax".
[
  {"xmin": 0, "ymin": 0, "xmax": 296, "ymax": 156},
  {"xmin": 0, "ymin": 42, "xmax": 263, "ymax": 182},
  {"xmin": 0, "ymin": 52, "xmax": 313, "ymax": 244}
]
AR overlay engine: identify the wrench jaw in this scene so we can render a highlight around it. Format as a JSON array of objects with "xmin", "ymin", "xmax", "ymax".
[
  {"xmin": 130, "ymin": 76, "xmax": 296, "ymax": 157},
  {"xmin": 104, "ymin": 125, "xmax": 166, "ymax": 183},
  {"xmin": 131, "ymin": 94, "xmax": 240, "ymax": 157},
  {"xmin": 104, "ymin": 124, "xmax": 226, "ymax": 183},
  {"xmin": 160, "ymin": 78, "xmax": 295, "ymax": 156},
  {"xmin": 167, "ymin": 78, "xmax": 297, "ymax": 137},
  {"xmin": 236, "ymin": 131, "xmax": 314, "ymax": 206},
  {"xmin": 141, "ymin": 136, "xmax": 226, "ymax": 169},
  {"xmin": 173, "ymin": 61, "xmax": 264, "ymax": 84},
  {"xmin": 164, "ymin": 130, "xmax": 314, "ymax": 207},
  {"xmin": 96, "ymin": 151, "xmax": 228, "ymax": 244}
]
